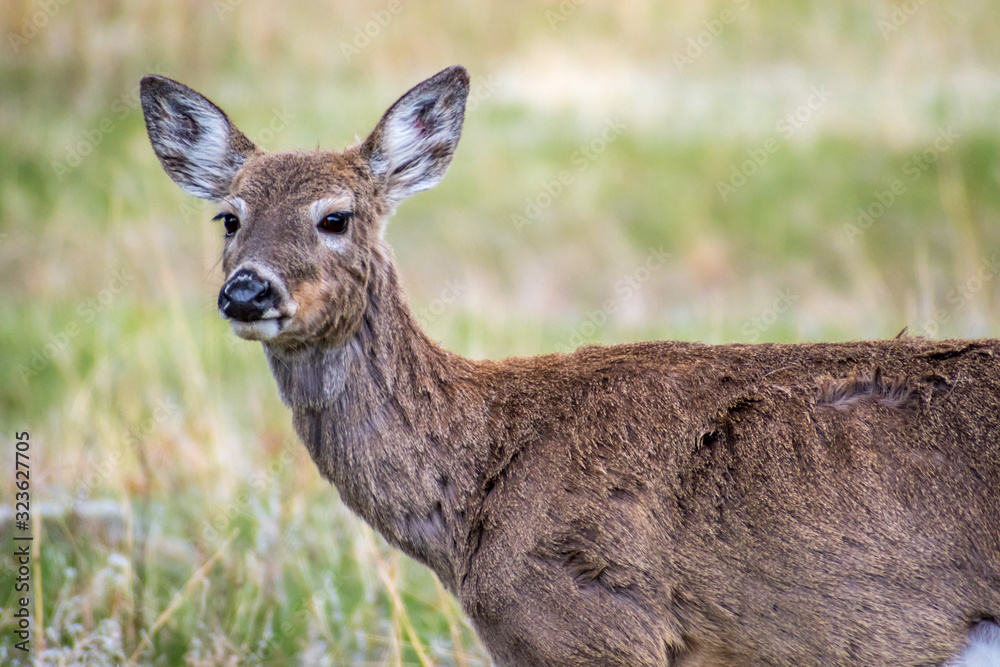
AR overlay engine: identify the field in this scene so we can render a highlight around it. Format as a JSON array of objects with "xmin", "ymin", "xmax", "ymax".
[{"xmin": 2, "ymin": 1, "xmax": 1000, "ymax": 664}]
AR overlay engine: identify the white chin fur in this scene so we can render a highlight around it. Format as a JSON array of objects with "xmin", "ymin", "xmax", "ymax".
[{"xmin": 230, "ymin": 319, "xmax": 283, "ymax": 341}]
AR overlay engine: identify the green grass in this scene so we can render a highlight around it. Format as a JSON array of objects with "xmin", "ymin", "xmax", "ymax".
[{"xmin": 2, "ymin": 1, "xmax": 1000, "ymax": 664}]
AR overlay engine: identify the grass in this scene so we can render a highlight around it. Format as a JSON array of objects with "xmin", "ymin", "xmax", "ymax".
[{"xmin": 2, "ymin": 1, "xmax": 1000, "ymax": 664}]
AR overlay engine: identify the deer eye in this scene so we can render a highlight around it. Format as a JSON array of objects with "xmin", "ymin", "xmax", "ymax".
[
  {"xmin": 318, "ymin": 211, "xmax": 352, "ymax": 234},
  {"xmin": 213, "ymin": 212, "xmax": 241, "ymax": 236}
]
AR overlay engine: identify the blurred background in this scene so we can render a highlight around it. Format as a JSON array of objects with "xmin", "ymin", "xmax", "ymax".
[{"xmin": 2, "ymin": 1, "xmax": 999, "ymax": 664}]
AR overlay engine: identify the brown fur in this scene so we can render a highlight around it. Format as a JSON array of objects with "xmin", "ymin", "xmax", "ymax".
[{"xmin": 142, "ymin": 67, "xmax": 1000, "ymax": 666}]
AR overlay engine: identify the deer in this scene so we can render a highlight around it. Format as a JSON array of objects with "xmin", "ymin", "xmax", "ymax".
[{"xmin": 141, "ymin": 65, "xmax": 1000, "ymax": 666}]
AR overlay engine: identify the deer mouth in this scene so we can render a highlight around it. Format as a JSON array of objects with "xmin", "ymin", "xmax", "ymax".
[{"xmin": 229, "ymin": 317, "xmax": 291, "ymax": 341}]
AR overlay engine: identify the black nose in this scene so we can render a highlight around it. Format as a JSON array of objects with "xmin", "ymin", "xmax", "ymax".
[{"xmin": 218, "ymin": 269, "xmax": 279, "ymax": 322}]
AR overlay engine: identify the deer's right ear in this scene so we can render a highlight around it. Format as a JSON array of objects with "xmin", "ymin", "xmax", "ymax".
[
  {"xmin": 140, "ymin": 75, "xmax": 260, "ymax": 201},
  {"xmin": 360, "ymin": 66, "xmax": 470, "ymax": 210}
]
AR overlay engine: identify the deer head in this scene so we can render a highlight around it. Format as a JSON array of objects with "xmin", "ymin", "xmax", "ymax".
[{"xmin": 141, "ymin": 66, "xmax": 470, "ymax": 350}]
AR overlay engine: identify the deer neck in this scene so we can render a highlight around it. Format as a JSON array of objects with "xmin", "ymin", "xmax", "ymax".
[{"xmin": 263, "ymin": 254, "xmax": 485, "ymax": 589}]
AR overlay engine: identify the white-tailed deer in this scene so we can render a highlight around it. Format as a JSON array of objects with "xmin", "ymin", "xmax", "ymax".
[{"xmin": 141, "ymin": 66, "xmax": 1000, "ymax": 666}]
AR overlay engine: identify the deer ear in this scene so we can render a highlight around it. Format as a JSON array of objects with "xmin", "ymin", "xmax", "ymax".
[
  {"xmin": 140, "ymin": 75, "xmax": 260, "ymax": 201},
  {"xmin": 361, "ymin": 66, "xmax": 470, "ymax": 209}
]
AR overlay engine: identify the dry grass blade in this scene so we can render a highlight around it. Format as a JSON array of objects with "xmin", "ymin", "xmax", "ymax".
[{"xmin": 126, "ymin": 534, "xmax": 235, "ymax": 665}]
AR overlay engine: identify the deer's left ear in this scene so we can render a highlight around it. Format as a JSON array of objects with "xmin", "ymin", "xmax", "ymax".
[
  {"xmin": 141, "ymin": 75, "xmax": 261, "ymax": 201},
  {"xmin": 360, "ymin": 66, "xmax": 470, "ymax": 210}
]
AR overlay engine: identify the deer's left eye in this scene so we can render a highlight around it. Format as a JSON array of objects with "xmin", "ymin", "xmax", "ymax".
[{"xmin": 318, "ymin": 211, "xmax": 352, "ymax": 235}]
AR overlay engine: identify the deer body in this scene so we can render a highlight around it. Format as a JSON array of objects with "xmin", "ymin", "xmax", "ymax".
[{"xmin": 142, "ymin": 66, "xmax": 1000, "ymax": 666}]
